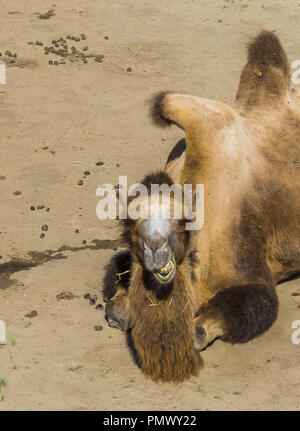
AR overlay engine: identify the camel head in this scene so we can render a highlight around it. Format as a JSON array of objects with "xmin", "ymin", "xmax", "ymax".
[{"xmin": 121, "ymin": 172, "xmax": 190, "ymax": 297}]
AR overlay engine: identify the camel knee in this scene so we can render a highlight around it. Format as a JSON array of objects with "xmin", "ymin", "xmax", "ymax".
[
  {"xmin": 194, "ymin": 284, "xmax": 278, "ymax": 349},
  {"xmin": 105, "ymin": 288, "xmax": 131, "ymax": 332}
]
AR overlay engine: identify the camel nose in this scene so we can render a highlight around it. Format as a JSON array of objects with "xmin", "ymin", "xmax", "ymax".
[
  {"xmin": 145, "ymin": 233, "xmax": 167, "ymax": 251},
  {"xmin": 144, "ymin": 234, "xmax": 170, "ymax": 271}
]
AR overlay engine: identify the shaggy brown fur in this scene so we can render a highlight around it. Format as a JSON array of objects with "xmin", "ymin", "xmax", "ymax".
[
  {"xmin": 103, "ymin": 30, "xmax": 300, "ymax": 383},
  {"xmin": 129, "ymin": 264, "xmax": 202, "ymax": 382}
]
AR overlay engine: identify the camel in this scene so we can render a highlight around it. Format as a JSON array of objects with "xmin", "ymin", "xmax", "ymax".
[{"xmin": 103, "ymin": 30, "xmax": 300, "ymax": 382}]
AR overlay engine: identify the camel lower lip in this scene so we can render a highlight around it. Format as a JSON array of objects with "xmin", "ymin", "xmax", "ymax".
[{"xmin": 154, "ymin": 259, "xmax": 176, "ymax": 282}]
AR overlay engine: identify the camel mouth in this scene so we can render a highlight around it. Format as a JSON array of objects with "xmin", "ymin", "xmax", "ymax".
[{"xmin": 154, "ymin": 258, "xmax": 176, "ymax": 283}]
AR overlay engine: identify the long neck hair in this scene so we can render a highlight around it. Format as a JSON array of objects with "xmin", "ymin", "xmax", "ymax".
[{"xmin": 128, "ymin": 262, "xmax": 203, "ymax": 383}]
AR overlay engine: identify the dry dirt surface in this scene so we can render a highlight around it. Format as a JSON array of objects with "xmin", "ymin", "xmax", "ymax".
[{"xmin": 0, "ymin": 0, "xmax": 300, "ymax": 411}]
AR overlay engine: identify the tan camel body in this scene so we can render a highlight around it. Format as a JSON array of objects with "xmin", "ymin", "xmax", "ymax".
[{"xmin": 103, "ymin": 31, "xmax": 300, "ymax": 382}]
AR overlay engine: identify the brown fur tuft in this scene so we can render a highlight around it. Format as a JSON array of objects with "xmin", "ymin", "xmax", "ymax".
[
  {"xmin": 247, "ymin": 30, "xmax": 290, "ymax": 78},
  {"xmin": 149, "ymin": 91, "xmax": 173, "ymax": 127},
  {"xmin": 235, "ymin": 30, "xmax": 291, "ymax": 110}
]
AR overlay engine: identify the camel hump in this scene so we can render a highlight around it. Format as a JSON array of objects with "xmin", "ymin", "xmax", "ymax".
[
  {"xmin": 235, "ymin": 30, "xmax": 291, "ymax": 110},
  {"xmin": 149, "ymin": 91, "xmax": 181, "ymax": 128},
  {"xmin": 149, "ymin": 91, "xmax": 237, "ymax": 132},
  {"xmin": 247, "ymin": 30, "xmax": 290, "ymax": 78}
]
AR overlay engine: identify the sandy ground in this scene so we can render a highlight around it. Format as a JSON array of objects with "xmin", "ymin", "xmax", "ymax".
[{"xmin": 0, "ymin": 0, "xmax": 300, "ymax": 411}]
